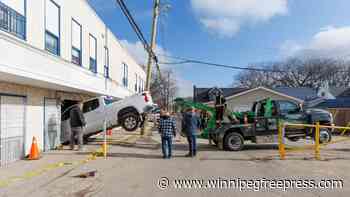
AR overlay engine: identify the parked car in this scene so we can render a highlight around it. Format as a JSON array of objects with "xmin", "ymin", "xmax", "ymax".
[{"xmin": 61, "ymin": 92, "xmax": 154, "ymax": 143}]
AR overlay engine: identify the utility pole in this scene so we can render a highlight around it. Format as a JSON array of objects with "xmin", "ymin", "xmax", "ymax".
[
  {"xmin": 141, "ymin": 0, "xmax": 160, "ymax": 136},
  {"xmin": 145, "ymin": 0, "xmax": 160, "ymax": 91}
]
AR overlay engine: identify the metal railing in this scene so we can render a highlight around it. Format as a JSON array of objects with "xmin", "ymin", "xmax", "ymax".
[
  {"xmin": 278, "ymin": 122, "xmax": 350, "ymax": 160},
  {"xmin": 0, "ymin": 1, "xmax": 26, "ymax": 40}
]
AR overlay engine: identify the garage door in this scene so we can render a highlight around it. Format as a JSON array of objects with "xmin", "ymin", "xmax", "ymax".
[
  {"xmin": 44, "ymin": 98, "xmax": 61, "ymax": 151},
  {"xmin": 0, "ymin": 95, "xmax": 25, "ymax": 166}
]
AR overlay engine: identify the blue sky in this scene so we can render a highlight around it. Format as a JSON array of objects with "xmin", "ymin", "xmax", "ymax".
[{"xmin": 88, "ymin": 0, "xmax": 350, "ymax": 96}]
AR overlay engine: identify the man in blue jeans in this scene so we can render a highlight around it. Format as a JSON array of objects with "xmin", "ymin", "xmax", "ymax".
[
  {"xmin": 182, "ymin": 107, "xmax": 201, "ymax": 157},
  {"xmin": 159, "ymin": 110, "xmax": 177, "ymax": 159}
]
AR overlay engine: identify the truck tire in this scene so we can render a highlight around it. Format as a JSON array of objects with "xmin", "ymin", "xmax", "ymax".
[
  {"xmin": 224, "ymin": 132, "xmax": 244, "ymax": 151},
  {"xmin": 121, "ymin": 113, "xmax": 140, "ymax": 132},
  {"xmin": 319, "ymin": 128, "xmax": 332, "ymax": 144},
  {"xmin": 287, "ymin": 137, "xmax": 300, "ymax": 142}
]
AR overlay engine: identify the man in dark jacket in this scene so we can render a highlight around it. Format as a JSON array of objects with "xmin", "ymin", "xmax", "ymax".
[
  {"xmin": 182, "ymin": 107, "xmax": 201, "ymax": 157},
  {"xmin": 69, "ymin": 102, "xmax": 86, "ymax": 151},
  {"xmin": 158, "ymin": 110, "xmax": 177, "ymax": 159}
]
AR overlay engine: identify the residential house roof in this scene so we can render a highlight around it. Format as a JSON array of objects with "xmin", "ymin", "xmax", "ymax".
[
  {"xmin": 194, "ymin": 87, "xmax": 249, "ymax": 103},
  {"xmin": 315, "ymin": 98, "xmax": 350, "ymax": 109},
  {"xmin": 272, "ymin": 87, "xmax": 318, "ymax": 101},
  {"xmin": 194, "ymin": 86, "xmax": 344, "ymax": 104},
  {"xmin": 338, "ymin": 88, "xmax": 350, "ymax": 98},
  {"xmin": 329, "ymin": 87, "xmax": 348, "ymax": 97}
]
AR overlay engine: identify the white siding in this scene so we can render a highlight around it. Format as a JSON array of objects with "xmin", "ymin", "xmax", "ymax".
[{"xmin": 0, "ymin": 0, "xmax": 145, "ymax": 96}]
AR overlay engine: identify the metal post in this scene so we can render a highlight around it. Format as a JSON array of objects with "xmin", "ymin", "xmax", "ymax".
[
  {"xmin": 315, "ymin": 122, "xmax": 321, "ymax": 160},
  {"xmin": 278, "ymin": 121, "xmax": 286, "ymax": 160},
  {"xmin": 103, "ymin": 120, "xmax": 107, "ymax": 159},
  {"xmin": 141, "ymin": 0, "xmax": 160, "ymax": 136}
]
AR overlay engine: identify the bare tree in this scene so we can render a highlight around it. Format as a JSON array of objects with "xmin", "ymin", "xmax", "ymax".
[
  {"xmin": 235, "ymin": 58, "xmax": 350, "ymax": 88},
  {"xmin": 150, "ymin": 69, "xmax": 178, "ymax": 109}
]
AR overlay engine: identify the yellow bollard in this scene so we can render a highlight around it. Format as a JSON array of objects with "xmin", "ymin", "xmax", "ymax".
[
  {"xmin": 102, "ymin": 141, "xmax": 107, "ymax": 159},
  {"xmin": 315, "ymin": 122, "xmax": 321, "ymax": 160},
  {"xmin": 278, "ymin": 121, "xmax": 286, "ymax": 160}
]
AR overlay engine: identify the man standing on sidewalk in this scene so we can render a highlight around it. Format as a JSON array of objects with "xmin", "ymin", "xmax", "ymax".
[
  {"xmin": 159, "ymin": 110, "xmax": 177, "ymax": 159},
  {"xmin": 182, "ymin": 107, "xmax": 201, "ymax": 157},
  {"xmin": 69, "ymin": 102, "xmax": 86, "ymax": 151}
]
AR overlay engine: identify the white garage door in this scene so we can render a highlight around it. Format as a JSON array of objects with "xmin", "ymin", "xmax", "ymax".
[{"xmin": 0, "ymin": 95, "xmax": 25, "ymax": 166}]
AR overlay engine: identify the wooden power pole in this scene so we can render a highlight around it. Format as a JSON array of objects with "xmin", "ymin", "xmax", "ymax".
[
  {"xmin": 141, "ymin": 0, "xmax": 160, "ymax": 136},
  {"xmin": 145, "ymin": 0, "xmax": 160, "ymax": 91}
]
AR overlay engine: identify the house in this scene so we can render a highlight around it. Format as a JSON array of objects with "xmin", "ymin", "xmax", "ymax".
[
  {"xmin": 193, "ymin": 86, "xmax": 344, "ymax": 112},
  {"xmin": 0, "ymin": 0, "xmax": 146, "ymax": 165}
]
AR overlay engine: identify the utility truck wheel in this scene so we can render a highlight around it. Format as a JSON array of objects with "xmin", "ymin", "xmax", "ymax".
[
  {"xmin": 319, "ymin": 129, "xmax": 332, "ymax": 144},
  {"xmin": 224, "ymin": 132, "xmax": 244, "ymax": 151},
  {"xmin": 121, "ymin": 113, "xmax": 139, "ymax": 132},
  {"xmin": 288, "ymin": 137, "xmax": 300, "ymax": 142}
]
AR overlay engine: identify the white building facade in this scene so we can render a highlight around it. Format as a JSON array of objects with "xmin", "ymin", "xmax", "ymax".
[{"xmin": 0, "ymin": 0, "xmax": 146, "ymax": 165}]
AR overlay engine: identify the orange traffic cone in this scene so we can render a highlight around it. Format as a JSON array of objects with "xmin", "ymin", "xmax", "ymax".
[{"xmin": 28, "ymin": 137, "xmax": 40, "ymax": 160}]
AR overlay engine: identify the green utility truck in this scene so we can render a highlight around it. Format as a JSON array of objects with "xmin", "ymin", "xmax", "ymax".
[{"xmin": 175, "ymin": 98, "xmax": 334, "ymax": 151}]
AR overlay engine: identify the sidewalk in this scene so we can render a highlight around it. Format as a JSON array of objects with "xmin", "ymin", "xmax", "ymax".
[{"xmin": 0, "ymin": 127, "xmax": 144, "ymax": 192}]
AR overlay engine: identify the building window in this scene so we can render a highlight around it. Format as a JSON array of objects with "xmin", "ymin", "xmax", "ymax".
[
  {"xmin": 45, "ymin": 31, "xmax": 59, "ymax": 55},
  {"xmin": 45, "ymin": 0, "xmax": 60, "ymax": 55},
  {"xmin": 71, "ymin": 19, "xmax": 82, "ymax": 65},
  {"xmin": 134, "ymin": 74, "xmax": 138, "ymax": 92},
  {"xmin": 139, "ymin": 77, "xmax": 144, "ymax": 93},
  {"xmin": 89, "ymin": 34, "xmax": 97, "ymax": 73},
  {"xmin": 0, "ymin": 0, "xmax": 26, "ymax": 40},
  {"xmin": 104, "ymin": 47, "xmax": 109, "ymax": 78},
  {"xmin": 72, "ymin": 47, "xmax": 81, "ymax": 65},
  {"xmin": 122, "ymin": 63, "xmax": 128, "ymax": 88}
]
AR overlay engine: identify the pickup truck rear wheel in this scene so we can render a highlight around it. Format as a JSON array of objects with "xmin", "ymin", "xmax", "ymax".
[
  {"xmin": 121, "ymin": 113, "xmax": 140, "ymax": 132},
  {"xmin": 224, "ymin": 132, "xmax": 244, "ymax": 151}
]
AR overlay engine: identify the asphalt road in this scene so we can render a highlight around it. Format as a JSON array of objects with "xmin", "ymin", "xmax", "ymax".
[{"xmin": 1, "ymin": 133, "xmax": 350, "ymax": 197}]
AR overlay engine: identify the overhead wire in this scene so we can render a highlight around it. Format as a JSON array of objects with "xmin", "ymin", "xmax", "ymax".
[
  {"xmin": 158, "ymin": 54, "xmax": 285, "ymax": 73},
  {"xmin": 115, "ymin": 0, "xmax": 162, "ymax": 77}
]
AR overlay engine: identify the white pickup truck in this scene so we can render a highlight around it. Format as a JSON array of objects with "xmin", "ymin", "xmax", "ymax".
[{"xmin": 61, "ymin": 92, "xmax": 154, "ymax": 143}]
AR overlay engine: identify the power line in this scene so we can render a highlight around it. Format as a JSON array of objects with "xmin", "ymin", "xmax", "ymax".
[
  {"xmin": 158, "ymin": 54, "xmax": 285, "ymax": 73},
  {"xmin": 115, "ymin": 0, "xmax": 162, "ymax": 76}
]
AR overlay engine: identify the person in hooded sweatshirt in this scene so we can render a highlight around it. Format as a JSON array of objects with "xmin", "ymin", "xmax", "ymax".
[
  {"xmin": 158, "ymin": 110, "xmax": 177, "ymax": 159},
  {"xmin": 182, "ymin": 107, "xmax": 201, "ymax": 157}
]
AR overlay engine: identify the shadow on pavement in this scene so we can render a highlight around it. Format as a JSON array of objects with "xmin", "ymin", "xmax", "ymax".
[{"xmin": 106, "ymin": 152, "xmax": 163, "ymax": 159}]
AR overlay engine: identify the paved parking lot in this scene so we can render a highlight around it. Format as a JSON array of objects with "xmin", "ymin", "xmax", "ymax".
[{"xmin": 0, "ymin": 129, "xmax": 350, "ymax": 197}]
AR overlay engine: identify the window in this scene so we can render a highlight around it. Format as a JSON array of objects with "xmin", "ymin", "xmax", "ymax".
[
  {"xmin": 45, "ymin": 31, "xmax": 59, "ymax": 55},
  {"xmin": 122, "ymin": 63, "xmax": 128, "ymax": 88},
  {"xmin": 278, "ymin": 101, "xmax": 300, "ymax": 114},
  {"xmin": 104, "ymin": 47, "xmax": 109, "ymax": 78},
  {"xmin": 89, "ymin": 34, "xmax": 97, "ymax": 73},
  {"xmin": 134, "ymin": 74, "xmax": 138, "ymax": 92},
  {"xmin": 104, "ymin": 98, "xmax": 121, "ymax": 105},
  {"xmin": 0, "ymin": 0, "xmax": 26, "ymax": 39},
  {"xmin": 140, "ymin": 78, "xmax": 144, "ymax": 92},
  {"xmin": 72, "ymin": 47, "xmax": 81, "ymax": 65},
  {"xmin": 71, "ymin": 19, "xmax": 82, "ymax": 65},
  {"xmin": 45, "ymin": 0, "xmax": 60, "ymax": 55},
  {"xmin": 82, "ymin": 99, "xmax": 100, "ymax": 113},
  {"xmin": 139, "ymin": 77, "xmax": 143, "ymax": 93},
  {"xmin": 0, "ymin": 0, "xmax": 25, "ymax": 15}
]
